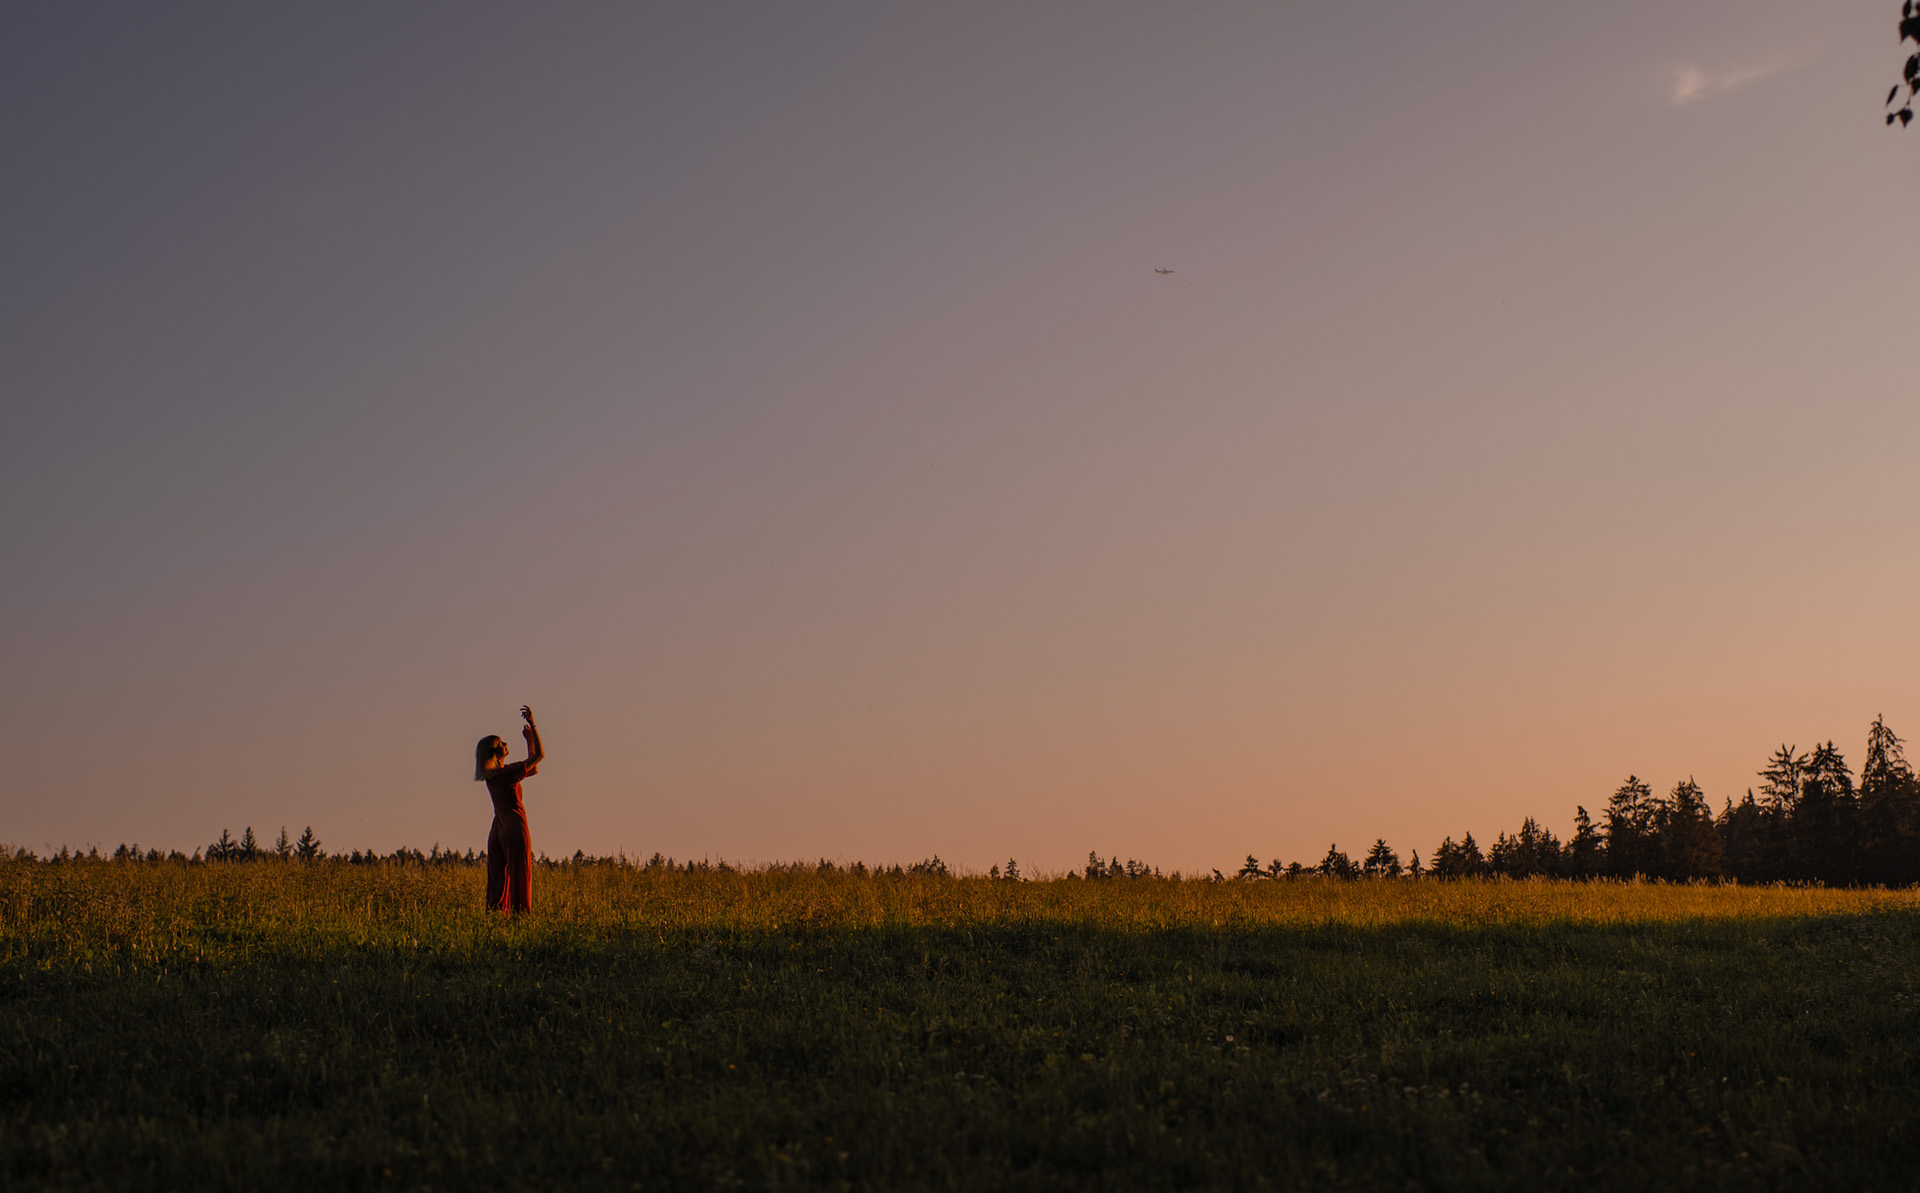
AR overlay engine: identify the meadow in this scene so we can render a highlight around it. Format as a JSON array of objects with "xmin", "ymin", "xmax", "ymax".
[{"xmin": 5, "ymin": 859, "xmax": 1920, "ymax": 1191}]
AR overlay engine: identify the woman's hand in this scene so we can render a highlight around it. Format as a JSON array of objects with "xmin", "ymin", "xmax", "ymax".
[{"xmin": 520, "ymin": 705, "xmax": 545, "ymax": 766}]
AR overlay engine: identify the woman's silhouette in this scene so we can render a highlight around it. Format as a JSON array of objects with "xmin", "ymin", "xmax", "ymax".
[{"xmin": 475, "ymin": 705, "xmax": 544, "ymax": 913}]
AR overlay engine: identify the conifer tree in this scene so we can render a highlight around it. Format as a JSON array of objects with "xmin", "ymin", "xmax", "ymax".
[
  {"xmin": 1718, "ymin": 791, "xmax": 1771, "ymax": 883},
  {"xmin": 1793, "ymin": 742, "xmax": 1858, "ymax": 884},
  {"xmin": 1498, "ymin": 818, "xmax": 1562, "ymax": 877},
  {"xmin": 1317, "ymin": 844, "xmax": 1358, "ymax": 880},
  {"xmin": 1859, "ymin": 715, "xmax": 1920, "ymax": 885},
  {"xmin": 294, "ymin": 826, "xmax": 321, "ymax": 861},
  {"xmin": 1431, "ymin": 834, "xmax": 1487, "ymax": 879},
  {"xmin": 1457, "ymin": 832, "xmax": 1486, "ymax": 877},
  {"xmin": 1565, "ymin": 806, "xmax": 1603, "ymax": 878},
  {"xmin": 1759, "ymin": 745, "xmax": 1806, "ymax": 812},
  {"xmin": 1659, "ymin": 778, "xmax": 1721, "ymax": 879},
  {"xmin": 1489, "ymin": 831, "xmax": 1519, "ymax": 876},
  {"xmin": 1529, "ymin": 819, "xmax": 1563, "ymax": 875},
  {"xmin": 1361, "ymin": 839, "xmax": 1401, "ymax": 878},
  {"xmin": 1604, "ymin": 776, "xmax": 1655, "ymax": 878},
  {"xmin": 1745, "ymin": 744, "xmax": 1806, "ymax": 881}
]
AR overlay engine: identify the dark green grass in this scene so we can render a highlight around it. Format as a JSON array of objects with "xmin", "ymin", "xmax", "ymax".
[{"xmin": 5, "ymin": 914, "xmax": 1919, "ymax": 1190}]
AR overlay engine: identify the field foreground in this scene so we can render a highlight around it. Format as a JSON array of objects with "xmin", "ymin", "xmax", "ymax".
[{"xmin": 4, "ymin": 861, "xmax": 1919, "ymax": 1190}]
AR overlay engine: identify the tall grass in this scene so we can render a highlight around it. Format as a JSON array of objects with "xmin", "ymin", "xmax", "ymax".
[{"xmin": 5, "ymin": 858, "xmax": 1912, "ymax": 974}]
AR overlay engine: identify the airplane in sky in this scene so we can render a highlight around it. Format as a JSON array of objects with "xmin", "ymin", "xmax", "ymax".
[{"xmin": 1154, "ymin": 268, "xmax": 1174, "ymax": 275}]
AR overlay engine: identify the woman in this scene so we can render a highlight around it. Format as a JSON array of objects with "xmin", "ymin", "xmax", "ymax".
[{"xmin": 475, "ymin": 705, "xmax": 544, "ymax": 914}]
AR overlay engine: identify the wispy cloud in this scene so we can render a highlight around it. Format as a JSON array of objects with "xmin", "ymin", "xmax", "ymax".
[{"xmin": 1669, "ymin": 57, "xmax": 1792, "ymax": 107}]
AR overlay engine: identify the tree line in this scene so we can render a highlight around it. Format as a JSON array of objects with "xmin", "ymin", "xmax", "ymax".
[
  {"xmin": 14, "ymin": 716, "xmax": 1917, "ymax": 885},
  {"xmin": 22, "ymin": 835, "xmax": 969, "ymax": 876},
  {"xmin": 1219, "ymin": 715, "xmax": 1920, "ymax": 887}
]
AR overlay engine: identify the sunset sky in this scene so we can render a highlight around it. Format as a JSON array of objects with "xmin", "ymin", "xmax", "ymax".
[{"xmin": 6, "ymin": 2, "xmax": 1917, "ymax": 871}]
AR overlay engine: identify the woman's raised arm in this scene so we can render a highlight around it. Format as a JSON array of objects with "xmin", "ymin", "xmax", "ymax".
[{"xmin": 520, "ymin": 705, "xmax": 545, "ymax": 766}]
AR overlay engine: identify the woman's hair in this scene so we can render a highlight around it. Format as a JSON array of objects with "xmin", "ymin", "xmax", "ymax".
[{"xmin": 474, "ymin": 735, "xmax": 505, "ymax": 781}]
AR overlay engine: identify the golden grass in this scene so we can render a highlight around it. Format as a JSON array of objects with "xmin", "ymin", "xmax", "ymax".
[{"xmin": 6, "ymin": 859, "xmax": 1916, "ymax": 974}]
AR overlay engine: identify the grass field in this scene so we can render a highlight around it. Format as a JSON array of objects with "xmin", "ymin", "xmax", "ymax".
[{"xmin": 5, "ymin": 859, "xmax": 1920, "ymax": 1190}]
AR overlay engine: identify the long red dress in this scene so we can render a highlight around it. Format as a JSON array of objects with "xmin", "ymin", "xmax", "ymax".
[{"xmin": 483, "ymin": 760, "xmax": 536, "ymax": 913}]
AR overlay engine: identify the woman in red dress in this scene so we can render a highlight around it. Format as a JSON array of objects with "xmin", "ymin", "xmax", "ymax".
[{"xmin": 475, "ymin": 705, "xmax": 544, "ymax": 914}]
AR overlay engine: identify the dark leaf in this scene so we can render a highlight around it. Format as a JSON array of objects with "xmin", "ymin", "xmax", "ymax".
[
  {"xmin": 1903, "ymin": 108, "xmax": 1916, "ymax": 128},
  {"xmin": 1903, "ymin": 14, "xmax": 1920, "ymax": 43},
  {"xmin": 1908, "ymin": 54, "xmax": 1920, "ymax": 85},
  {"xmin": 1892, "ymin": 85, "xmax": 1904, "ymax": 106}
]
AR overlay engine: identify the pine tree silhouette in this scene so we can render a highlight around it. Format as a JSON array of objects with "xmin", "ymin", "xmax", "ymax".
[
  {"xmin": 1604, "ymin": 777, "xmax": 1655, "ymax": 878},
  {"xmin": 1361, "ymin": 839, "xmax": 1401, "ymax": 878},
  {"xmin": 1759, "ymin": 745, "xmax": 1806, "ymax": 812},
  {"xmin": 1317, "ymin": 844, "xmax": 1358, "ymax": 880},
  {"xmin": 1860, "ymin": 715, "xmax": 1920, "ymax": 885},
  {"xmin": 1718, "ymin": 791, "xmax": 1773, "ymax": 882},
  {"xmin": 1658, "ymin": 779, "xmax": 1720, "ymax": 880},
  {"xmin": 1792, "ymin": 742, "xmax": 1857, "ymax": 884},
  {"xmin": 1565, "ymin": 806, "xmax": 1602, "ymax": 877}
]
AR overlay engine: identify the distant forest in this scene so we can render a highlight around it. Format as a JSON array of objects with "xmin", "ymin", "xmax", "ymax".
[
  {"xmin": 1209, "ymin": 714, "xmax": 1920, "ymax": 888},
  {"xmin": 18, "ymin": 716, "xmax": 1920, "ymax": 889}
]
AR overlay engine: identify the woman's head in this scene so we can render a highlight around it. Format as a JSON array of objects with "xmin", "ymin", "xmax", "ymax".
[{"xmin": 474, "ymin": 735, "xmax": 507, "ymax": 780}]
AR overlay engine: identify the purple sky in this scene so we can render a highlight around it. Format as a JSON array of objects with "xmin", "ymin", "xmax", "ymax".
[{"xmin": 5, "ymin": 2, "xmax": 1917, "ymax": 871}]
